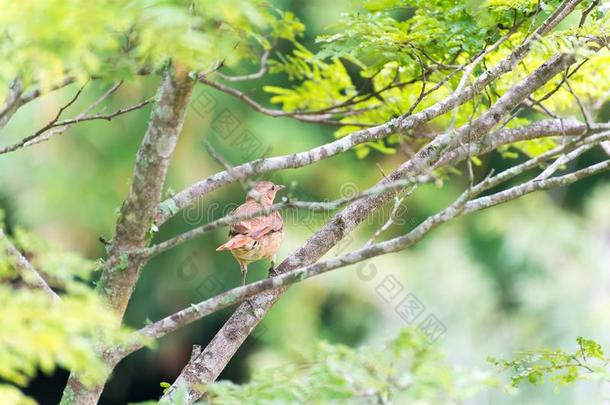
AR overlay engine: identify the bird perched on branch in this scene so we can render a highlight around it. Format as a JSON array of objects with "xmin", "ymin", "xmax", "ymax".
[{"xmin": 216, "ymin": 181, "xmax": 285, "ymax": 285}]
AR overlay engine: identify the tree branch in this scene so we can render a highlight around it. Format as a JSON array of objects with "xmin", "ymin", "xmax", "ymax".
[
  {"xmin": 0, "ymin": 78, "xmax": 24, "ymax": 130},
  {"xmin": 0, "ymin": 228, "xmax": 60, "ymax": 301},
  {"xmin": 462, "ymin": 159, "xmax": 610, "ymax": 214},
  {"xmin": 0, "ymin": 82, "xmax": 154, "ymax": 155},
  {"xmin": 0, "ymin": 76, "xmax": 76, "ymax": 131},
  {"xmin": 214, "ymin": 48, "xmax": 271, "ymax": 82},
  {"xmin": 197, "ymin": 75, "xmax": 372, "ymax": 125},
  {"xmin": 60, "ymin": 65, "xmax": 194, "ymax": 405},
  {"xmin": 156, "ymin": 123, "xmax": 402, "ymax": 225},
  {"xmin": 476, "ymin": 131, "xmax": 610, "ymax": 190},
  {"xmin": 157, "ymin": 115, "xmax": 608, "ymax": 228},
  {"xmin": 0, "ymin": 67, "xmax": 151, "ymax": 133}
]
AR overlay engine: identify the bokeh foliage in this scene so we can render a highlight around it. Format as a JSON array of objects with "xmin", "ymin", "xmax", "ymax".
[
  {"xmin": 0, "ymin": 214, "xmax": 135, "ymax": 403},
  {"xmin": 491, "ymin": 337, "xmax": 610, "ymax": 387},
  {"xmin": 0, "ymin": 0, "xmax": 301, "ymax": 90},
  {"xmin": 265, "ymin": 0, "xmax": 609, "ymax": 158},
  {"xmin": 202, "ymin": 328, "xmax": 499, "ymax": 404}
]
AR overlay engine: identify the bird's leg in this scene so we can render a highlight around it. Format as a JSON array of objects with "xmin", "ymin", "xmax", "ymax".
[
  {"xmin": 239, "ymin": 262, "xmax": 248, "ymax": 286},
  {"xmin": 238, "ymin": 264, "xmax": 257, "ymax": 316},
  {"xmin": 268, "ymin": 255, "xmax": 276, "ymax": 275}
]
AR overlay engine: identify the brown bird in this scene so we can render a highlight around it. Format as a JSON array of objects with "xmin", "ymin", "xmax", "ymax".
[{"xmin": 216, "ymin": 181, "xmax": 285, "ymax": 284}]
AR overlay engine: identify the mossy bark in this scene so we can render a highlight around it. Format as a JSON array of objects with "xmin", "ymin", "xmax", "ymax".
[{"xmin": 60, "ymin": 65, "xmax": 194, "ymax": 405}]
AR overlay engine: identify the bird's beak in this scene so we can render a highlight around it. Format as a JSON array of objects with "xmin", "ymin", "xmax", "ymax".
[{"xmin": 277, "ymin": 185, "xmax": 286, "ymax": 190}]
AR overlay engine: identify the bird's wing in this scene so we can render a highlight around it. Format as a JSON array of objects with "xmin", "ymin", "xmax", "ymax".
[
  {"xmin": 247, "ymin": 212, "xmax": 283, "ymax": 239},
  {"xmin": 267, "ymin": 211, "xmax": 283, "ymax": 232},
  {"xmin": 228, "ymin": 201, "xmax": 258, "ymax": 235},
  {"xmin": 229, "ymin": 202, "xmax": 282, "ymax": 240},
  {"xmin": 247, "ymin": 226, "xmax": 271, "ymax": 240},
  {"xmin": 229, "ymin": 201, "xmax": 268, "ymax": 235}
]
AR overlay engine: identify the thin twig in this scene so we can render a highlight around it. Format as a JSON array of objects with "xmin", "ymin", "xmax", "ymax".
[
  {"xmin": 215, "ymin": 48, "xmax": 271, "ymax": 82},
  {"xmin": 0, "ymin": 228, "xmax": 60, "ymax": 301},
  {"xmin": 579, "ymin": 0, "xmax": 600, "ymax": 27},
  {"xmin": 0, "ymin": 76, "xmax": 76, "ymax": 130},
  {"xmin": 476, "ymin": 131, "xmax": 610, "ymax": 191},
  {"xmin": 562, "ymin": 73, "xmax": 592, "ymax": 130},
  {"xmin": 534, "ymin": 136, "xmax": 601, "ymax": 180},
  {"xmin": 203, "ymin": 140, "xmax": 255, "ymax": 193},
  {"xmin": 0, "ymin": 83, "xmax": 153, "ymax": 155},
  {"xmin": 0, "ymin": 82, "xmax": 88, "ymax": 154}
]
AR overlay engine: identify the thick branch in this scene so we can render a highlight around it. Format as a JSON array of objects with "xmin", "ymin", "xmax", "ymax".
[
  {"xmin": 98, "ymin": 68, "xmax": 194, "ymax": 316},
  {"xmin": 60, "ymin": 66, "xmax": 194, "ymax": 405},
  {"xmin": 146, "ymin": 123, "xmax": 610, "ymax": 261},
  {"xmin": 437, "ymin": 118, "xmax": 610, "ymax": 167}
]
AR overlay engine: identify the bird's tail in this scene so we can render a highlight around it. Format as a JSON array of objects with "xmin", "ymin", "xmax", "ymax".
[{"xmin": 216, "ymin": 234, "xmax": 252, "ymax": 251}]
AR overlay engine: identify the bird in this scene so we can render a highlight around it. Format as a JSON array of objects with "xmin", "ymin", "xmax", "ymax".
[{"xmin": 216, "ymin": 181, "xmax": 285, "ymax": 285}]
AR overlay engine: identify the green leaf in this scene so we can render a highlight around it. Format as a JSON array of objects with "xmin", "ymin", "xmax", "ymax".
[{"xmin": 160, "ymin": 382, "xmax": 171, "ymax": 394}]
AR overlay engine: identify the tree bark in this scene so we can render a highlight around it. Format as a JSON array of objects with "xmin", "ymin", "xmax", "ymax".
[{"xmin": 60, "ymin": 65, "xmax": 194, "ymax": 405}]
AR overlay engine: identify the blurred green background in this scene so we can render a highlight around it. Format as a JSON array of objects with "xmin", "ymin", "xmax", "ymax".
[{"xmin": 1, "ymin": 0, "xmax": 609, "ymax": 403}]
